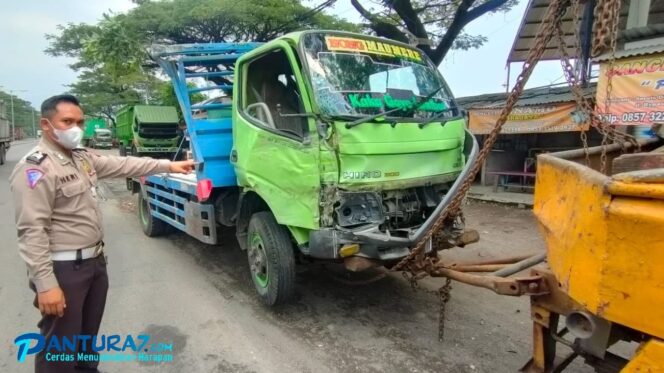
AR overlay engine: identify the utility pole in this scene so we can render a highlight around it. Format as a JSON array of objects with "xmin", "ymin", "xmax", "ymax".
[
  {"xmin": 31, "ymin": 108, "xmax": 36, "ymax": 138},
  {"xmin": 9, "ymin": 94, "xmax": 14, "ymax": 141},
  {"xmin": 0, "ymin": 87, "xmax": 28, "ymax": 141}
]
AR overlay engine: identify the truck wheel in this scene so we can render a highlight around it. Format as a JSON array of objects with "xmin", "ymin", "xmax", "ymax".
[
  {"xmin": 138, "ymin": 191, "xmax": 171, "ymax": 237},
  {"xmin": 119, "ymin": 144, "xmax": 126, "ymax": 156},
  {"xmin": 247, "ymin": 211, "xmax": 296, "ymax": 306},
  {"xmin": 0, "ymin": 144, "xmax": 5, "ymax": 165}
]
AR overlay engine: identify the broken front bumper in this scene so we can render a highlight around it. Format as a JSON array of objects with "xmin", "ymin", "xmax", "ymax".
[{"xmin": 307, "ymin": 129, "xmax": 479, "ymax": 261}]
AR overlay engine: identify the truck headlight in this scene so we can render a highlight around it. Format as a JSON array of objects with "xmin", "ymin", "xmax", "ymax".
[{"xmin": 334, "ymin": 192, "xmax": 384, "ymax": 228}]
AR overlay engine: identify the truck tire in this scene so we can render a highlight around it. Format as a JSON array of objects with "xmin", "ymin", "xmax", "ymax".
[
  {"xmin": 0, "ymin": 143, "xmax": 5, "ymax": 165},
  {"xmin": 247, "ymin": 211, "xmax": 296, "ymax": 306},
  {"xmin": 138, "ymin": 190, "xmax": 171, "ymax": 237},
  {"xmin": 119, "ymin": 144, "xmax": 126, "ymax": 156}
]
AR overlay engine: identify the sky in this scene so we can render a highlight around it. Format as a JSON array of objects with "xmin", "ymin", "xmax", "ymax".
[{"xmin": 0, "ymin": 0, "xmax": 564, "ymax": 108}]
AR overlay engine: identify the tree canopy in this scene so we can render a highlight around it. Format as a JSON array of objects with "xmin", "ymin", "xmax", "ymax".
[
  {"xmin": 350, "ymin": 0, "xmax": 517, "ymax": 65},
  {"xmin": 0, "ymin": 90, "xmax": 39, "ymax": 137},
  {"xmin": 46, "ymin": 0, "xmax": 359, "ymax": 122}
]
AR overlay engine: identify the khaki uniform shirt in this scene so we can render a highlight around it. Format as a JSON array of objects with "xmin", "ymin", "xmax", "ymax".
[{"xmin": 10, "ymin": 139, "xmax": 170, "ymax": 292}]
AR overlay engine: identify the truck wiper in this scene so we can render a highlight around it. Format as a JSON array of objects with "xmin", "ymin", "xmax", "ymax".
[
  {"xmin": 418, "ymin": 108, "xmax": 463, "ymax": 129},
  {"xmin": 344, "ymin": 107, "xmax": 402, "ymax": 129},
  {"xmin": 345, "ymin": 85, "xmax": 447, "ymax": 129}
]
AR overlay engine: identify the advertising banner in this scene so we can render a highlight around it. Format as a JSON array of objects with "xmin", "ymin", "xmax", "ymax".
[
  {"xmin": 468, "ymin": 102, "xmax": 582, "ymax": 134},
  {"xmin": 596, "ymin": 53, "xmax": 664, "ymax": 125}
]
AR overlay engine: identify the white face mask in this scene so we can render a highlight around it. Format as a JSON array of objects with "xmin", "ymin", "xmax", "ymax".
[{"xmin": 47, "ymin": 120, "xmax": 83, "ymax": 149}]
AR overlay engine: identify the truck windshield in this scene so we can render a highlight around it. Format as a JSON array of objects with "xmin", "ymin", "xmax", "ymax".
[{"xmin": 301, "ymin": 33, "xmax": 454, "ymax": 119}]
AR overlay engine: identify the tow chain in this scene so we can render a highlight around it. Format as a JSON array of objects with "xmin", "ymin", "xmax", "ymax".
[
  {"xmin": 556, "ymin": 0, "xmax": 636, "ymax": 172},
  {"xmin": 599, "ymin": 0, "xmax": 624, "ymax": 173},
  {"xmin": 393, "ymin": 0, "xmax": 638, "ymax": 340},
  {"xmin": 402, "ymin": 272, "xmax": 452, "ymax": 341},
  {"xmin": 391, "ymin": 0, "xmax": 573, "ymax": 339},
  {"xmin": 437, "ymin": 278, "xmax": 452, "ymax": 341}
]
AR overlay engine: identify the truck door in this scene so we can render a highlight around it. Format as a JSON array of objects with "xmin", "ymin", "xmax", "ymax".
[{"xmin": 233, "ymin": 41, "xmax": 321, "ymax": 231}]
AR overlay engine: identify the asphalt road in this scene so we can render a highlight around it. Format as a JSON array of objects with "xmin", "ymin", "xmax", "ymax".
[{"xmin": 0, "ymin": 140, "xmax": 592, "ymax": 372}]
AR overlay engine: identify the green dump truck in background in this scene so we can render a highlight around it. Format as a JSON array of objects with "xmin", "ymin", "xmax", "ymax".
[
  {"xmin": 90, "ymin": 128, "xmax": 113, "ymax": 149},
  {"xmin": 83, "ymin": 118, "xmax": 107, "ymax": 147},
  {"xmin": 116, "ymin": 105, "xmax": 180, "ymax": 157}
]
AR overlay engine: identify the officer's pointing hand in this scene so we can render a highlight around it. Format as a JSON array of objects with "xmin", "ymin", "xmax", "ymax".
[
  {"xmin": 169, "ymin": 159, "xmax": 195, "ymax": 174},
  {"xmin": 37, "ymin": 287, "xmax": 66, "ymax": 317}
]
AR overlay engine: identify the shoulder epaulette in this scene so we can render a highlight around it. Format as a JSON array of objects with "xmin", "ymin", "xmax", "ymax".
[{"xmin": 26, "ymin": 151, "xmax": 47, "ymax": 165}]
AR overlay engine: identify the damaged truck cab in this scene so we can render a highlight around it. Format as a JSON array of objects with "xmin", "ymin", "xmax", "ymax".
[{"xmin": 135, "ymin": 31, "xmax": 478, "ymax": 305}]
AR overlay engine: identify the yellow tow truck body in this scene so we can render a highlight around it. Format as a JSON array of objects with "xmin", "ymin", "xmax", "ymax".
[{"xmin": 531, "ymin": 139, "xmax": 664, "ymax": 371}]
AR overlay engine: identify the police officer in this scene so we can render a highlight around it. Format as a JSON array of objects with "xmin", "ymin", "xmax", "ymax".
[{"xmin": 10, "ymin": 94, "xmax": 194, "ymax": 373}]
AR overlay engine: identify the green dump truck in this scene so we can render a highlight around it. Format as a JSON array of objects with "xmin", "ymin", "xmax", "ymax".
[
  {"xmin": 83, "ymin": 118, "xmax": 107, "ymax": 147},
  {"xmin": 90, "ymin": 128, "xmax": 113, "ymax": 149},
  {"xmin": 116, "ymin": 105, "xmax": 180, "ymax": 157}
]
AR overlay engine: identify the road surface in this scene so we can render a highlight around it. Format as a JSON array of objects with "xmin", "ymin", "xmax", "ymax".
[{"xmin": 0, "ymin": 140, "xmax": 593, "ymax": 372}]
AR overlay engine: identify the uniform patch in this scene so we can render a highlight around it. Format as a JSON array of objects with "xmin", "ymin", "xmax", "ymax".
[
  {"xmin": 81, "ymin": 158, "xmax": 95, "ymax": 176},
  {"xmin": 26, "ymin": 169, "xmax": 44, "ymax": 189},
  {"xmin": 26, "ymin": 151, "xmax": 46, "ymax": 165}
]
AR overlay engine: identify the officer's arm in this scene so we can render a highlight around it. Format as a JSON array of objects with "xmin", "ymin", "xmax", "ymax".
[
  {"xmin": 10, "ymin": 164, "xmax": 58, "ymax": 292},
  {"xmin": 87, "ymin": 153, "xmax": 171, "ymax": 179}
]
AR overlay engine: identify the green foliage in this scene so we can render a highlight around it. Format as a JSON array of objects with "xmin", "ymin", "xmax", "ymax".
[
  {"xmin": 351, "ymin": 0, "xmax": 518, "ymax": 65},
  {"xmin": 67, "ymin": 68, "xmax": 144, "ymax": 126},
  {"xmin": 45, "ymin": 0, "xmax": 359, "ymax": 122},
  {"xmin": 0, "ymin": 90, "xmax": 39, "ymax": 137},
  {"xmin": 81, "ymin": 15, "xmax": 147, "ymax": 80},
  {"xmin": 155, "ymin": 82, "xmax": 205, "ymax": 119},
  {"xmin": 120, "ymin": 0, "xmax": 359, "ymax": 43}
]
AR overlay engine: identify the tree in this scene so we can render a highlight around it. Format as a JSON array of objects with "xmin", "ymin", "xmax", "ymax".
[
  {"xmin": 67, "ymin": 68, "xmax": 145, "ymax": 126},
  {"xmin": 0, "ymin": 90, "xmax": 39, "ymax": 137},
  {"xmin": 46, "ymin": 0, "xmax": 359, "ymax": 117},
  {"xmin": 156, "ymin": 81, "xmax": 206, "ymax": 119},
  {"xmin": 350, "ymin": 0, "xmax": 517, "ymax": 65},
  {"xmin": 46, "ymin": 0, "xmax": 359, "ymax": 69}
]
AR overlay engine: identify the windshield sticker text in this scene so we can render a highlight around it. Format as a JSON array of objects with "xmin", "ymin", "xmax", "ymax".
[
  {"xmin": 348, "ymin": 93, "xmax": 447, "ymax": 112},
  {"xmin": 325, "ymin": 36, "xmax": 422, "ymax": 63}
]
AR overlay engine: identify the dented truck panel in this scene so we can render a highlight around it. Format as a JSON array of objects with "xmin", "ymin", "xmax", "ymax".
[{"xmin": 233, "ymin": 40, "xmax": 321, "ymax": 236}]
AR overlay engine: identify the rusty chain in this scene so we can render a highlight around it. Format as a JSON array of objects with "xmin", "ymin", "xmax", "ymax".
[
  {"xmin": 390, "ymin": 0, "xmax": 574, "ymax": 339},
  {"xmin": 437, "ymin": 278, "xmax": 452, "ymax": 341},
  {"xmin": 570, "ymin": 0, "xmax": 592, "ymax": 165},
  {"xmin": 599, "ymin": 0, "xmax": 623, "ymax": 173},
  {"xmin": 402, "ymin": 272, "xmax": 452, "ymax": 341},
  {"xmin": 592, "ymin": 0, "xmax": 619, "ymax": 57},
  {"xmin": 392, "ymin": 0, "xmax": 639, "ymax": 340},
  {"xmin": 555, "ymin": 0, "xmax": 637, "ymax": 173},
  {"xmin": 393, "ymin": 0, "xmax": 573, "ymax": 275}
]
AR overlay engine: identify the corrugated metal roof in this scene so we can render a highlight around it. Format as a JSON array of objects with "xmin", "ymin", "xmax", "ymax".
[
  {"xmin": 134, "ymin": 105, "xmax": 179, "ymax": 124},
  {"xmin": 594, "ymin": 42, "xmax": 664, "ymax": 61},
  {"xmin": 622, "ymin": 24, "xmax": 664, "ymax": 41},
  {"xmin": 457, "ymin": 83, "xmax": 596, "ymax": 109},
  {"xmin": 507, "ymin": 0, "xmax": 629, "ymax": 63}
]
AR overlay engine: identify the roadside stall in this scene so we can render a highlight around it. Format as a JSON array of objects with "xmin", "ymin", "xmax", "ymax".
[{"xmin": 458, "ymin": 85, "xmax": 600, "ymax": 192}]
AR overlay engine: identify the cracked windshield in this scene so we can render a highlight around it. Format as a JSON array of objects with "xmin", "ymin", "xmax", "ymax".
[{"xmin": 302, "ymin": 33, "xmax": 454, "ymax": 119}]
